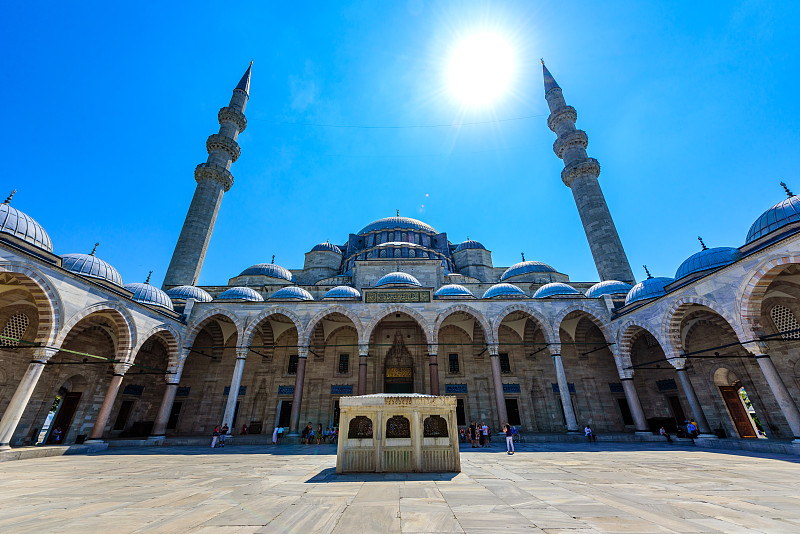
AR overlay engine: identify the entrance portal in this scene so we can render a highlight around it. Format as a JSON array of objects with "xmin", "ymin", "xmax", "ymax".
[
  {"xmin": 719, "ymin": 386, "xmax": 758, "ymax": 438},
  {"xmin": 47, "ymin": 392, "xmax": 81, "ymax": 444},
  {"xmin": 277, "ymin": 400, "xmax": 292, "ymax": 428},
  {"xmin": 384, "ymin": 330, "xmax": 415, "ymax": 393}
]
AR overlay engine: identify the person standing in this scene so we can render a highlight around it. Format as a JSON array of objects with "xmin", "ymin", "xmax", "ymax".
[
  {"xmin": 301, "ymin": 423, "xmax": 310, "ymax": 444},
  {"xmin": 211, "ymin": 425, "xmax": 220, "ymax": 449},
  {"xmin": 317, "ymin": 424, "xmax": 323, "ymax": 445},
  {"xmin": 479, "ymin": 422, "xmax": 486, "ymax": 448},
  {"xmin": 272, "ymin": 426, "xmax": 279, "ymax": 445},
  {"xmin": 220, "ymin": 423, "xmax": 229, "ymax": 447},
  {"xmin": 504, "ymin": 424, "xmax": 514, "ymax": 455},
  {"xmin": 481, "ymin": 423, "xmax": 489, "ymax": 447},
  {"xmin": 52, "ymin": 427, "xmax": 62, "ymax": 443}
]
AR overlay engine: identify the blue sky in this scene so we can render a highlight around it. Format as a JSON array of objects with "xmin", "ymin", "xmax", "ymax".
[{"xmin": 3, "ymin": 1, "xmax": 799, "ymax": 286}]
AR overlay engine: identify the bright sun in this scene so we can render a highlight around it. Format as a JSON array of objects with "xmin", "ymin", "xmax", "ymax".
[{"xmin": 447, "ymin": 32, "xmax": 515, "ymax": 106}]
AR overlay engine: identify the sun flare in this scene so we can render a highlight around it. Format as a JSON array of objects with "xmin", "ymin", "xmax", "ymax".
[{"xmin": 447, "ymin": 32, "xmax": 515, "ymax": 106}]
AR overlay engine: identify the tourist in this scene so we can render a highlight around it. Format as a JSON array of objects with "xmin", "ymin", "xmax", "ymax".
[
  {"xmin": 468, "ymin": 422, "xmax": 475, "ymax": 447},
  {"xmin": 504, "ymin": 424, "xmax": 514, "ymax": 455},
  {"xmin": 277, "ymin": 426, "xmax": 284, "ymax": 444},
  {"xmin": 241, "ymin": 424, "xmax": 248, "ymax": 435},
  {"xmin": 687, "ymin": 420, "xmax": 698, "ymax": 439},
  {"xmin": 481, "ymin": 422, "xmax": 489, "ymax": 447},
  {"xmin": 317, "ymin": 424, "xmax": 323, "ymax": 445},
  {"xmin": 272, "ymin": 426, "xmax": 279, "ymax": 445},
  {"xmin": 479, "ymin": 422, "xmax": 486, "ymax": 447},
  {"xmin": 301, "ymin": 423, "xmax": 310, "ymax": 444},
  {"xmin": 220, "ymin": 423, "xmax": 229, "ymax": 446},
  {"xmin": 211, "ymin": 425, "xmax": 220, "ymax": 448},
  {"xmin": 459, "ymin": 426, "xmax": 465, "ymax": 442},
  {"xmin": 52, "ymin": 427, "xmax": 62, "ymax": 443},
  {"xmin": 659, "ymin": 426, "xmax": 672, "ymax": 442},
  {"xmin": 584, "ymin": 425, "xmax": 596, "ymax": 442}
]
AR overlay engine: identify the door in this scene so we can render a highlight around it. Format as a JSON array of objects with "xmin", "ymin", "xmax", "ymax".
[
  {"xmin": 616, "ymin": 397, "xmax": 634, "ymax": 426},
  {"xmin": 719, "ymin": 386, "xmax": 757, "ymax": 438},
  {"xmin": 456, "ymin": 398, "xmax": 466, "ymax": 426},
  {"xmin": 385, "ymin": 367, "xmax": 413, "ymax": 393},
  {"xmin": 505, "ymin": 399, "xmax": 521, "ymax": 426},
  {"xmin": 167, "ymin": 401, "xmax": 182, "ymax": 430},
  {"xmin": 667, "ymin": 395, "xmax": 686, "ymax": 424},
  {"xmin": 332, "ymin": 400, "xmax": 341, "ymax": 427},
  {"xmin": 47, "ymin": 392, "xmax": 81, "ymax": 444},
  {"xmin": 278, "ymin": 401, "xmax": 292, "ymax": 427},
  {"xmin": 113, "ymin": 400, "xmax": 135, "ymax": 430}
]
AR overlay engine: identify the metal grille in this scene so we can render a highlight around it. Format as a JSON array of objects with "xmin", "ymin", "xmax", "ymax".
[
  {"xmin": 347, "ymin": 416, "xmax": 373, "ymax": 439},
  {"xmin": 386, "ymin": 415, "xmax": 410, "ymax": 438},
  {"xmin": 499, "ymin": 353, "xmax": 511, "ymax": 374},
  {"xmin": 423, "ymin": 415, "xmax": 449, "ymax": 437},
  {"xmin": 338, "ymin": 354, "xmax": 349, "ymax": 374},
  {"xmin": 770, "ymin": 305, "xmax": 800, "ymax": 339},
  {"xmin": 448, "ymin": 353, "xmax": 459, "ymax": 373},
  {"xmin": 0, "ymin": 312, "xmax": 29, "ymax": 347},
  {"xmin": 287, "ymin": 355, "xmax": 298, "ymax": 374}
]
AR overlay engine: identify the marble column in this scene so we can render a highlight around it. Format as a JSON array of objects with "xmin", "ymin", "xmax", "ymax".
[
  {"xmin": 675, "ymin": 367, "xmax": 713, "ymax": 436},
  {"xmin": 551, "ymin": 345, "xmax": 579, "ymax": 432},
  {"xmin": 488, "ymin": 345, "xmax": 508, "ymax": 427},
  {"xmin": 87, "ymin": 363, "xmax": 130, "ymax": 441},
  {"xmin": 357, "ymin": 344, "xmax": 369, "ymax": 396},
  {"xmin": 150, "ymin": 354, "xmax": 186, "ymax": 439},
  {"xmin": 222, "ymin": 347, "xmax": 249, "ymax": 432},
  {"xmin": 428, "ymin": 345, "xmax": 440, "ymax": 396},
  {"xmin": 289, "ymin": 346, "xmax": 308, "ymax": 434},
  {"xmin": 753, "ymin": 353, "xmax": 800, "ymax": 441},
  {"xmin": 0, "ymin": 347, "xmax": 58, "ymax": 449},
  {"xmin": 621, "ymin": 378, "xmax": 649, "ymax": 433}
]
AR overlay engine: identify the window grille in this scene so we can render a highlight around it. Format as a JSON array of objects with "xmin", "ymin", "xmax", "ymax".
[
  {"xmin": 499, "ymin": 353, "xmax": 511, "ymax": 374},
  {"xmin": 0, "ymin": 313, "xmax": 29, "ymax": 347},
  {"xmin": 448, "ymin": 353, "xmax": 459, "ymax": 373},
  {"xmin": 338, "ymin": 353, "xmax": 349, "ymax": 374},
  {"xmin": 287, "ymin": 355, "xmax": 298, "ymax": 374},
  {"xmin": 770, "ymin": 305, "xmax": 800, "ymax": 339}
]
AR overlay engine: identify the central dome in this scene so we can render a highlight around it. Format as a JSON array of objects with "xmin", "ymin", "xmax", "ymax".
[
  {"xmin": 375, "ymin": 272, "xmax": 422, "ymax": 287},
  {"xmin": 359, "ymin": 216, "xmax": 437, "ymax": 235}
]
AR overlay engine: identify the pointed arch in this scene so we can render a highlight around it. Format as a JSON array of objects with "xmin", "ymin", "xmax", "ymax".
[
  {"xmin": 241, "ymin": 306, "xmax": 306, "ymax": 348},
  {"xmin": 491, "ymin": 303, "xmax": 556, "ymax": 346},
  {"xmin": 662, "ymin": 296, "xmax": 747, "ymax": 359},
  {"xmin": 551, "ymin": 303, "xmax": 613, "ymax": 344},
  {"xmin": 616, "ymin": 319, "xmax": 666, "ymax": 374},
  {"xmin": 363, "ymin": 305, "xmax": 432, "ymax": 346},
  {"xmin": 54, "ymin": 301, "xmax": 135, "ymax": 360},
  {"xmin": 185, "ymin": 307, "xmax": 243, "ymax": 349},
  {"xmin": 129, "ymin": 324, "xmax": 182, "ymax": 372},
  {"xmin": 739, "ymin": 254, "xmax": 800, "ymax": 337},
  {"xmin": 432, "ymin": 305, "xmax": 492, "ymax": 346},
  {"xmin": 303, "ymin": 306, "xmax": 364, "ymax": 346},
  {"xmin": 0, "ymin": 262, "xmax": 62, "ymax": 345}
]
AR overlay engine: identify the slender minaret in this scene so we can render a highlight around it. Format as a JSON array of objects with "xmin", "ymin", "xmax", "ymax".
[
  {"xmin": 543, "ymin": 62, "xmax": 635, "ymax": 284},
  {"xmin": 163, "ymin": 63, "xmax": 252, "ymax": 288}
]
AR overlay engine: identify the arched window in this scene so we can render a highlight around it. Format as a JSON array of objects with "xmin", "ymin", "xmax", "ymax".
[
  {"xmin": 423, "ymin": 415, "xmax": 449, "ymax": 437},
  {"xmin": 386, "ymin": 415, "xmax": 410, "ymax": 438},
  {"xmin": 0, "ymin": 312, "xmax": 29, "ymax": 347},
  {"xmin": 770, "ymin": 305, "xmax": 800, "ymax": 339},
  {"xmin": 348, "ymin": 416, "xmax": 373, "ymax": 439}
]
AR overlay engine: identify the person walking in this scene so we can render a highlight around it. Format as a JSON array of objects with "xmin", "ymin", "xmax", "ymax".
[{"xmin": 504, "ymin": 424, "xmax": 514, "ymax": 455}]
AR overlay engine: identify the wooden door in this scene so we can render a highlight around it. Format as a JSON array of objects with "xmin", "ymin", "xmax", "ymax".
[
  {"xmin": 719, "ymin": 386, "xmax": 757, "ymax": 438},
  {"xmin": 47, "ymin": 392, "xmax": 81, "ymax": 444}
]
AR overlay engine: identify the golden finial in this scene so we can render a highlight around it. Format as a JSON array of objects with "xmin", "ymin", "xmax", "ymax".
[
  {"xmin": 90, "ymin": 242, "xmax": 99, "ymax": 255},
  {"xmin": 145, "ymin": 270, "xmax": 153, "ymax": 284},
  {"xmin": 4, "ymin": 189, "xmax": 16, "ymax": 204}
]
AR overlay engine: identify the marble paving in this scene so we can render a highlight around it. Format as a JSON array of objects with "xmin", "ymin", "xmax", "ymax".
[{"xmin": 2, "ymin": 442, "xmax": 800, "ymax": 533}]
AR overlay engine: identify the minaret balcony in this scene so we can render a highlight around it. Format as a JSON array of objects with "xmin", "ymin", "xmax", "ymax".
[
  {"xmin": 547, "ymin": 105, "xmax": 577, "ymax": 133},
  {"xmin": 218, "ymin": 106, "xmax": 247, "ymax": 132},
  {"xmin": 561, "ymin": 158, "xmax": 600, "ymax": 187},
  {"xmin": 195, "ymin": 162, "xmax": 234, "ymax": 191},
  {"xmin": 206, "ymin": 134, "xmax": 241, "ymax": 162},
  {"xmin": 554, "ymin": 130, "xmax": 588, "ymax": 159}
]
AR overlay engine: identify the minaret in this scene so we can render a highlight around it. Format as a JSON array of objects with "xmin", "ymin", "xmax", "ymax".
[
  {"xmin": 543, "ymin": 62, "xmax": 635, "ymax": 284},
  {"xmin": 163, "ymin": 63, "xmax": 252, "ymax": 288}
]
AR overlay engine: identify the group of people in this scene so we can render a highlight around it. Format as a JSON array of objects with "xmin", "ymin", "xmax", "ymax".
[
  {"xmin": 210, "ymin": 423, "xmax": 229, "ymax": 448},
  {"xmin": 462, "ymin": 421, "xmax": 492, "ymax": 447},
  {"xmin": 300, "ymin": 423, "xmax": 338, "ymax": 444},
  {"xmin": 660, "ymin": 420, "xmax": 700, "ymax": 442}
]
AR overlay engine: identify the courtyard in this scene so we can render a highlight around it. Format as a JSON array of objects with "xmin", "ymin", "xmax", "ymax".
[{"xmin": 1, "ymin": 443, "xmax": 800, "ymax": 533}]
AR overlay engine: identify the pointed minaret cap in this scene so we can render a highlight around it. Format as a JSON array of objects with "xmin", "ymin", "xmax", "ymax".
[
  {"xmin": 235, "ymin": 60, "xmax": 252, "ymax": 95},
  {"xmin": 541, "ymin": 59, "xmax": 560, "ymax": 95}
]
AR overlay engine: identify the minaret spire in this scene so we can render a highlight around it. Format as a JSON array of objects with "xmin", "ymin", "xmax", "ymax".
[
  {"xmin": 163, "ymin": 63, "xmax": 252, "ymax": 288},
  {"xmin": 544, "ymin": 62, "xmax": 635, "ymax": 284}
]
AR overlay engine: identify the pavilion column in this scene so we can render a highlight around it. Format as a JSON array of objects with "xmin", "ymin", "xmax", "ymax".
[
  {"xmin": 87, "ymin": 362, "xmax": 131, "ymax": 442},
  {"xmin": 222, "ymin": 347, "xmax": 249, "ymax": 433},
  {"xmin": 488, "ymin": 344, "xmax": 508, "ymax": 427},
  {"xmin": 357, "ymin": 344, "xmax": 369, "ymax": 396},
  {"xmin": 551, "ymin": 344, "xmax": 579, "ymax": 432},
  {"xmin": 428, "ymin": 345, "xmax": 440, "ymax": 396},
  {"xmin": 288, "ymin": 346, "xmax": 308, "ymax": 434},
  {"xmin": 150, "ymin": 352, "xmax": 187, "ymax": 439},
  {"xmin": 675, "ymin": 366, "xmax": 714, "ymax": 436},
  {"xmin": 621, "ymin": 378, "xmax": 649, "ymax": 433},
  {"xmin": 0, "ymin": 347, "xmax": 58, "ymax": 449},
  {"xmin": 742, "ymin": 342, "xmax": 800, "ymax": 442}
]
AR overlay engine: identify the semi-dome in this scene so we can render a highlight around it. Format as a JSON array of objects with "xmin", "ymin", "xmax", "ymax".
[
  {"xmin": 0, "ymin": 197, "xmax": 53, "ymax": 252},
  {"xmin": 501, "ymin": 260, "xmax": 556, "ymax": 281},
  {"xmin": 323, "ymin": 286, "xmax": 362, "ymax": 299},
  {"xmin": 625, "ymin": 277, "xmax": 673, "ymax": 305},
  {"xmin": 532, "ymin": 282, "xmax": 580, "ymax": 299},
  {"xmin": 675, "ymin": 247, "xmax": 742, "ymax": 280},
  {"xmin": 745, "ymin": 194, "xmax": 800, "ymax": 244},
  {"xmin": 271, "ymin": 286, "xmax": 314, "ymax": 301},
  {"xmin": 359, "ymin": 216, "xmax": 436, "ymax": 235},
  {"xmin": 375, "ymin": 272, "xmax": 422, "ymax": 287},
  {"xmin": 238, "ymin": 263, "xmax": 295, "ymax": 282},
  {"xmin": 454, "ymin": 240, "xmax": 486, "ymax": 253},
  {"xmin": 310, "ymin": 242, "xmax": 343, "ymax": 254},
  {"xmin": 61, "ymin": 253, "xmax": 123, "ymax": 287},
  {"xmin": 217, "ymin": 287, "xmax": 264, "ymax": 302},
  {"xmin": 434, "ymin": 284, "xmax": 475, "ymax": 298},
  {"xmin": 482, "ymin": 283, "xmax": 527, "ymax": 299},
  {"xmin": 124, "ymin": 283, "xmax": 174, "ymax": 311},
  {"xmin": 165, "ymin": 285, "xmax": 213, "ymax": 302},
  {"xmin": 585, "ymin": 280, "xmax": 633, "ymax": 298}
]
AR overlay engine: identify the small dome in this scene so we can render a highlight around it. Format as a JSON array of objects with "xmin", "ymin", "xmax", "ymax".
[
  {"xmin": 323, "ymin": 286, "xmax": 362, "ymax": 300},
  {"xmin": 585, "ymin": 280, "xmax": 634, "ymax": 298},
  {"xmin": 675, "ymin": 247, "xmax": 742, "ymax": 280},
  {"xmin": 625, "ymin": 277, "xmax": 673, "ymax": 305},
  {"xmin": 0, "ymin": 201, "xmax": 53, "ymax": 252},
  {"xmin": 271, "ymin": 286, "xmax": 314, "ymax": 301},
  {"xmin": 165, "ymin": 285, "xmax": 213, "ymax": 302},
  {"xmin": 434, "ymin": 284, "xmax": 475, "ymax": 298},
  {"xmin": 310, "ymin": 242, "xmax": 342, "ymax": 254},
  {"xmin": 217, "ymin": 287, "xmax": 264, "ymax": 302},
  {"xmin": 61, "ymin": 253, "xmax": 123, "ymax": 287},
  {"xmin": 501, "ymin": 261, "xmax": 556, "ymax": 281},
  {"xmin": 532, "ymin": 282, "xmax": 580, "ymax": 299},
  {"xmin": 359, "ymin": 216, "xmax": 436, "ymax": 235},
  {"xmin": 238, "ymin": 263, "xmax": 294, "ymax": 282},
  {"xmin": 124, "ymin": 283, "xmax": 174, "ymax": 311},
  {"xmin": 482, "ymin": 283, "xmax": 527, "ymax": 299},
  {"xmin": 375, "ymin": 272, "xmax": 422, "ymax": 287},
  {"xmin": 746, "ymin": 194, "xmax": 800, "ymax": 244},
  {"xmin": 454, "ymin": 240, "xmax": 486, "ymax": 253}
]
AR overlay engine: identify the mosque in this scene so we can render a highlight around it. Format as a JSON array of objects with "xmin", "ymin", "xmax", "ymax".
[{"xmin": 1, "ymin": 62, "xmax": 800, "ymax": 450}]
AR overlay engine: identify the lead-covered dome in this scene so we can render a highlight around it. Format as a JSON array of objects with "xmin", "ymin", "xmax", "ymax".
[
  {"xmin": 0, "ymin": 197, "xmax": 53, "ymax": 252},
  {"xmin": 310, "ymin": 242, "xmax": 343, "ymax": 254},
  {"xmin": 271, "ymin": 286, "xmax": 314, "ymax": 301},
  {"xmin": 501, "ymin": 261, "xmax": 556, "ymax": 281},
  {"xmin": 238, "ymin": 263, "xmax": 295, "ymax": 282},
  {"xmin": 359, "ymin": 216, "xmax": 436, "ymax": 235},
  {"xmin": 434, "ymin": 284, "xmax": 475, "ymax": 298},
  {"xmin": 125, "ymin": 283, "xmax": 174, "ymax": 310},
  {"xmin": 165, "ymin": 285, "xmax": 213, "ymax": 302},
  {"xmin": 323, "ymin": 286, "xmax": 361, "ymax": 300},
  {"xmin": 454, "ymin": 240, "xmax": 486, "ymax": 253},
  {"xmin": 675, "ymin": 247, "xmax": 741, "ymax": 280},
  {"xmin": 585, "ymin": 280, "xmax": 633, "ymax": 298},
  {"xmin": 483, "ymin": 283, "xmax": 527, "ymax": 299},
  {"xmin": 61, "ymin": 253, "xmax": 123, "ymax": 287},
  {"xmin": 625, "ymin": 277, "xmax": 673, "ymax": 305},
  {"xmin": 375, "ymin": 272, "xmax": 422, "ymax": 287},
  {"xmin": 745, "ymin": 194, "xmax": 800, "ymax": 244},
  {"xmin": 532, "ymin": 282, "xmax": 580, "ymax": 299},
  {"xmin": 217, "ymin": 287, "xmax": 264, "ymax": 301}
]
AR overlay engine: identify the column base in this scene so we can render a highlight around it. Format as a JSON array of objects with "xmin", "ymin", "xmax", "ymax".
[
  {"xmin": 697, "ymin": 433, "xmax": 718, "ymax": 439},
  {"xmin": 0, "ymin": 444, "xmax": 11, "ymax": 451},
  {"xmin": 84, "ymin": 439, "xmax": 105, "ymax": 444}
]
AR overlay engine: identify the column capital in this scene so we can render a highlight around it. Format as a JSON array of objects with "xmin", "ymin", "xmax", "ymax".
[
  {"xmin": 742, "ymin": 340, "xmax": 770, "ymax": 356},
  {"xmin": 297, "ymin": 346, "xmax": 309, "ymax": 359},
  {"xmin": 671, "ymin": 357, "xmax": 687, "ymax": 370},
  {"xmin": 549, "ymin": 343, "xmax": 561, "ymax": 357},
  {"xmin": 427, "ymin": 344, "xmax": 438, "ymax": 356},
  {"xmin": 235, "ymin": 346, "xmax": 249, "ymax": 359},
  {"xmin": 488, "ymin": 343, "xmax": 499, "ymax": 356},
  {"xmin": 113, "ymin": 361, "xmax": 132, "ymax": 375},
  {"xmin": 32, "ymin": 347, "xmax": 58, "ymax": 362},
  {"xmin": 358, "ymin": 344, "xmax": 369, "ymax": 357}
]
